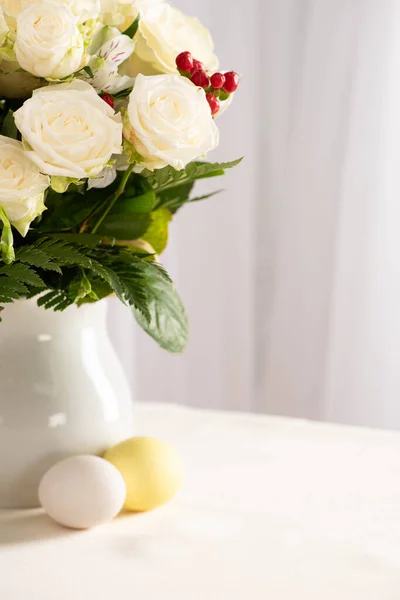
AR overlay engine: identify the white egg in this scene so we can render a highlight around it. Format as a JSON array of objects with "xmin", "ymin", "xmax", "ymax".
[{"xmin": 39, "ymin": 455, "xmax": 126, "ymax": 530}]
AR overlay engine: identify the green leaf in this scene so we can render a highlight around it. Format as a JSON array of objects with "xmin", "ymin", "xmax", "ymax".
[
  {"xmin": 37, "ymin": 290, "xmax": 74, "ymax": 312},
  {"xmin": 93, "ymin": 189, "xmax": 155, "ymax": 239},
  {"xmin": 87, "ymin": 253, "xmax": 151, "ymax": 321},
  {"xmin": 39, "ymin": 183, "xmax": 114, "ymax": 232},
  {"xmin": 82, "ymin": 65, "xmax": 94, "ymax": 79},
  {"xmin": 46, "ymin": 232, "xmax": 111, "ymax": 248},
  {"xmin": 95, "ymin": 212, "xmax": 151, "ymax": 240},
  {"xmin": 155, "ymin": 180, "xmax": 194, "ymax": 212},
  {"xmin": 133, "ymin": 263, "xmax": 188, "ymax": 353},
  {"xmin": 0, "ymin": 276, "xmax": 27, "ymax": 296},
  {"xmin": 16, "ymin": 246, "xmax": 62, "ymax": 273},
  {"xmin": 142, "ymin": 208, "xmax": 171, "ymax": 254},
  {"xmin": 115, "ymin": 191, "xmax": 155, "ymax": 214},
  {"xmin": 1, "ymin": 110, "xmax": 18, "ymax": 139},
  {"xmin": 189, "ymin": 190, "xmax": 223, "ymax": 203},
  {"xmin": 50, "ymin": 176, "xmax": 81, "ymax": 193},
  {"xmin": 142, "ymin": 158, "xmax": 243, "ymax": 192},
  {"xmin": 76, "ymin": 277, "xmax": 112, "ymax": 305},
  {"xmin": 31, "ymin": 238, "xmax": 92, "ymax": 269},
  {"xmin": 123, "ymin": 13, "xmax": 140, "ymax": 38},
  {"xmin": 0, "ymin": 263, "xmax": 45, "ymax": 288},
  {"xmin": 68, "ymin": 270, "xmax": 97, "ymax": 302},
  {"xmin": 0, "ymin": 207, "xmax": 15, "ymax": 264}
]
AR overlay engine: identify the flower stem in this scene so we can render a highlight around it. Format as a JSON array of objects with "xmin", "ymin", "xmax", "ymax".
[{"xmin": 91, "ymin": 163, "xmax": 136, "ymax": 234}]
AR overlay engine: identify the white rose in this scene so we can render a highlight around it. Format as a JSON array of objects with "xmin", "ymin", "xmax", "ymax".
[
  {"xmin": 0, "ymin": 135, "xmax": 49, "ymax": 236},
  {"xmin": 100, "ymin": 0, "xmax": 135, "ymax": 30},
  {"xmin": 0, "ymin": 0, "xmax": 21, "ymax": 19},
  {"xmin": 14, "ymin": 80, "xmax": 123, "ymax": 179},
  {"xmin": 14, "ymin": 1, "xmax": 84, "ymax": 79},
  {"xmin": 0, "ymin": 0, "xmax": 100, "ymax": 22},
  {"xmin": 126, "ymin": 3, "xmax": 218, "ymax": 77},
  {"xmin": 100, "ymin": 0, "xmax": 161, "ymax": 30},
  {"xmin": 123, "ymin": 74, "xmax": 219, "ymax": 171},
  {"xmin": 56, "ymin": 0, "xmax": 100, "ymax": 23},
  {"xmin": 0, "ymin": 6, "xmax": 8, "ymax": 46}
]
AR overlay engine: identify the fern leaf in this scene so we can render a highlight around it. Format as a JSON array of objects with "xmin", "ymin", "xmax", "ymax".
[
  {"xmin": 88, "ymin": 254, "xmax": 151, "ymax": 321},
  {"xmin": 16, "ymin": 246, "xmax": 62, "ymax": 273},
  {"xmin": 32, "ymin": 238, "xmax": 92, "ymax": 268},
  {"xmin": 0, "ymin": 277, "xmax": 27, "ymax": 296},
  {"xmin": 0, "ymin": 263, "xmax": 46, "ymax": 288},
  {"xmin": 37, "ymin": 290, "xmax": 73, "ymax": 311},
  {"xmin": 37, "ymin": 290, "xmax": 60, "ymax": 308}
]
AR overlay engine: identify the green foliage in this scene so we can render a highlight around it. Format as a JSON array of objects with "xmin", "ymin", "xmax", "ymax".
[
  {"xmin": 0, "ymin": 207, "xmax": 15, "ymax": 264},
  {"xmin": 1, "ymin": 110, "xmax": 18, "ymax": 139},
  {"xmin": 123, "ymin": 14, "xmax": 140, "ymax": 38},
  {"xmin": 0, "ymin": 155, "xmax": 242, "ymax": 351},
  {"xmin": 133, "ymin": 264, "xmax": 188, "ymax": 353},
  {"xmin": 154, "ymin": 180, "xmax": 195, "ymax": 213},
  {"xmin": 142, "ymin": 208, "xmax": 171, "ymax": 254},
  {"xmin": 142, "ymin": 158, "xmax": 243, "ymax": 192}
]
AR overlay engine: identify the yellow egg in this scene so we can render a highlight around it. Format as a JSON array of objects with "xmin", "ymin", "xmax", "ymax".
[{"xmin": 104, "ymin": 437, "xmax": 185, "ymax": 512}]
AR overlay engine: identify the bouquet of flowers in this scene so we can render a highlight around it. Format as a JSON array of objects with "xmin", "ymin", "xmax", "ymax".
[{"xmin": 0, "ymin": 0, "xmax": 241, "ymax": 352}]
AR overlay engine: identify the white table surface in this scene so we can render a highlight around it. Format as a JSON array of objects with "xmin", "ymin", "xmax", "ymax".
[{"xmin": 1, "ymin": 403, "xmax": 400, "ymax": 600}]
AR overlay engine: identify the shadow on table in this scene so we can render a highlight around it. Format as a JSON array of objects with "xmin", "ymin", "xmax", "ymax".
[{"xmin": 0, "ymin": 510, "xmax": 78, "ymax": 546}]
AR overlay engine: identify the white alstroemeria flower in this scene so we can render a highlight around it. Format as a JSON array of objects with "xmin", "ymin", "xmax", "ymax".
[
  {"xmin": 14, "ymin": 1, "xmax": 84, "ymax": 79},
  {"xmin": 0, "ymin": 135, "xmax": 49, "ymax": 236},
  {"xmin": 87, "ymin": 165, "xmax": 117, "ymax": 189},
  {"xmin": 123, "ymin": 74, "xmax": 219, "ymax": 171},
  {"xmin": 14, "ymin": 80, "xmax": 123, "ymax": 180},
  {"xmin": 86, "ymin": 25, "xmax": 135, "ymax": 93}
]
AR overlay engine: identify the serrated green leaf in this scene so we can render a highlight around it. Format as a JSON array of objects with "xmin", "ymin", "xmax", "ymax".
[
  {"xmin": 142, "ymin": 158, "xmax": 243, "ymax": 193},
  {"xmin": 87, "ymin": 254, "xmax": 150, "ymax": 321},
  {"xmin": 16, "ymin": 246, "xmax": 62, "ymax": 273},
  {"xmin": 46, "ymin": 232, "xmax": 110, "ymax": 248},
  {"xmin": 0, "ymin": 276, "xmax": 27, "ymax": 295},
  {"xmin": 32, "ymin": 238, "xmax": 92, "ymax": 268},
  {"xmin": 189, "ymin": 190, "xmax": 223, "ymax": 203},
  {"xmin": 133, "ymin": 263, "xmax": 188, "ymax": 353},
  {"xmin": 0, "ymin": 263, "xmax": 45, "ymax": 287}
]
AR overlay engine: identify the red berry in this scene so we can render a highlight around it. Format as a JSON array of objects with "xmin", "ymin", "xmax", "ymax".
[
  {"xmin": 223, "ymin": 71, "xmax": 240, "ymax": 93},
  {"xmin": 101, "ymin": 94, "xmax": 114, "ymax": 109},
  {"xmin": 210, "ymin": 72, "xmax": 225, "ymax": 89},
  {"xmin": 191, "ymin": 70, "xmax": 210, "ymax": 89},
  {"xmin": 206, "ymin": 93, "xmax": 220, "ymax": 115},
  {"xmin": 176, "ymin": 51, "xmax": 194, "ymax": 72},
  {"xmin": 191, "ymin": 59, "xmax": 205, "ymax": 73}
]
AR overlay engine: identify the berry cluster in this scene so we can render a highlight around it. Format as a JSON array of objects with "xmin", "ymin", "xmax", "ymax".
[
  {"xmin": 176, "ymin": 51, "xmax": 240, "ymax": 116},
  {"xmin": 100, "ymin": 93, "xmax": 115, "ymax": 109}
]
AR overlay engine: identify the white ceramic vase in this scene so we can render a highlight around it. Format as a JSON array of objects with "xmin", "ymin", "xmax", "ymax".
[{"xmin": 0, "ymin": 298, "xmax": 134, "ymax": 509}]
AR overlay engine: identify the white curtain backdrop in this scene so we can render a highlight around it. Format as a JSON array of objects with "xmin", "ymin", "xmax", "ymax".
[{"xmin": 109, "ymin": 0, "xmax": 400, "ymax": 430}]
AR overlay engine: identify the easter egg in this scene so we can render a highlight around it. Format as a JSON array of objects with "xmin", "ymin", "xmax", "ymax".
[
  {"xmin": 104, "ymin": 437, "xmax": 185, "ymax": 512},
  {"xmin": 39, "ymin": 455, "xmax": 126, "ymax": 529}
]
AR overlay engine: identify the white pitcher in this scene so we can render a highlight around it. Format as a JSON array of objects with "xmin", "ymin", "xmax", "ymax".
[{"xmin": 0, "ymin": 298, "xmax": 133, "ymax": 508}]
